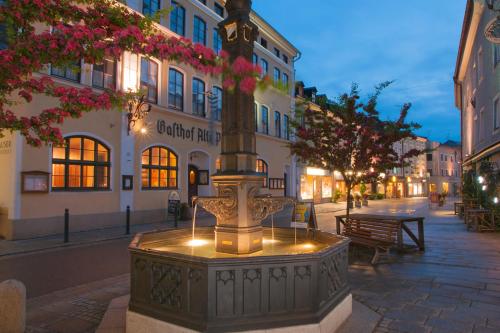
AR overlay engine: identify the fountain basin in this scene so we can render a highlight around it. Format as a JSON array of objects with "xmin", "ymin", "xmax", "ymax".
[{"xmin": 128, "ymin": 227, "xmax": 351, "ymax": 332}]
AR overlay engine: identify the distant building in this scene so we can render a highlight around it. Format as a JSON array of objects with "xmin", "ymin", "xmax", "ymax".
[
  {"xmin": 454, "ymin": 0, "xmax": 500, "ymax": 170},
  {"xmin": 386, "ymin": 137, "xmax": 428, "ymax": 198},
  {"xmin": 426, "ymin": 140, "xmax": 463, "ymax": 196}
]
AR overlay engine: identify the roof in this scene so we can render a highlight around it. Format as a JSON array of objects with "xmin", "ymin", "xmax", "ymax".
[
  {"xmin": 454, "ymin": 0, "xmax": 474, "ymax": 84},
  {"xmin": 441, "ymin": 140, "xmax": 462, "ymax": 148}
]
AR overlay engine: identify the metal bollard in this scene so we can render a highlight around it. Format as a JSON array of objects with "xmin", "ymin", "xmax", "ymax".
[
  {"xmin": 64, "ymin": 209, "xmax": 69, "ymax": 243},
  {"xmin": 126, "ymin": 206, "xmax": 131, "ymax": 235}
]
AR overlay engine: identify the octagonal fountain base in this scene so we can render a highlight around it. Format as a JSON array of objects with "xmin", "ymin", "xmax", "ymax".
[{"xmin": 128, "ymin": 227, "xmax": 351, "ymax": 333}]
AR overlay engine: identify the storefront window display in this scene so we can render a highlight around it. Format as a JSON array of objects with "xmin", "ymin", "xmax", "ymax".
[{"xmin": 322, "ymin": 177, "xmax": 333, "ymax": 199}]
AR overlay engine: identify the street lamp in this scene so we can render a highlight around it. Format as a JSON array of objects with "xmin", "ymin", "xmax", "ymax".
[{"xmin": 127, "ymin": 95, "xmax": 151, "ymax": 136}]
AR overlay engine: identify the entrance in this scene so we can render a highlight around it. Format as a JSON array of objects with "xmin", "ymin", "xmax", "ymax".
[{"xmin": 188, "ymin": 164, "xmax": 199, "ymax": 206}]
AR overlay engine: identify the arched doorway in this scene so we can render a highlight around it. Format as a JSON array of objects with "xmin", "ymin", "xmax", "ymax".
[
  {"xmin": 187, "ymin": 151, "xmax": 211, "ymax": 205},
  {"xmin": 188, "ymin": 164, "xmax": 199, "ymax": 205}
]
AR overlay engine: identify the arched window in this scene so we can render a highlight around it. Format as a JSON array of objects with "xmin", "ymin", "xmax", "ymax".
[
  {"xmin": 168, "ymin": 68, "xmax": 184, "ymax": 111},
  {"xmin": 215, "ymin": 158, "xmax": 221, "ymax": 172},
  {"xmin": 142, "ymin": 146, "xmax": 178, "ymax": 189},
  {"xmin": 52, "ymin": 136, "xmax": 110, "ymax": 191},
  {"xmin": 256, "ymin": 159, "xmax": 268, "ymax": 188},
  {"xmin": 170, "ymin": 1, "xmax": 185, "ymax": 36},
  {"xmin": 192, "ymin": 78, "xmax": 206, "ymax": 117}
]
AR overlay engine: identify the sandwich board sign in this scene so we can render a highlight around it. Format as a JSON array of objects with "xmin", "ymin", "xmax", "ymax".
[{"xmin": 291, "ymin": 202, "xmax": 317, "ymax": 229}]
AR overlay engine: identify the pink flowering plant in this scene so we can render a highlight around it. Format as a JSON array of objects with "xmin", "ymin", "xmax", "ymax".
[{"xmin": 0, "ymin": 0, "xmax": 264, "ymax": 146}]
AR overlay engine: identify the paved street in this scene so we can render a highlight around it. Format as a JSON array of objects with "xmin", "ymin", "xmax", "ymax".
[{"xmin": 6, "ymin": 198, "xmax": 500, "ymax": 333}]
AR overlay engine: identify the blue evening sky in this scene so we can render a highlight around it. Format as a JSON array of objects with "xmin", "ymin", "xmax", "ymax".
[{"xmin": 253, "ymin": 0, "xmax": 466, "ymax": 143}]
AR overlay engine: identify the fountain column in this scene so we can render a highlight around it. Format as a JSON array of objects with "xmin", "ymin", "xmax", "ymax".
[{"xmin": 210, "ymin": 0, "xmax": 263, "ymax": 254}]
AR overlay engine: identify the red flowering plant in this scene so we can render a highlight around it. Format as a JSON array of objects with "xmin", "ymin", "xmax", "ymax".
[
  {"xmin": 290, "ymin": 82, "xmax": 423, "ymax": 217},
  {"xmin": 0, "ymin": 0, "xmax": 264, "ymax": 146}
]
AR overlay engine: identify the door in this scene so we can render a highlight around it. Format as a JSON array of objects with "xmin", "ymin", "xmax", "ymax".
[{"xmin": 188, "ymin": 165, "xmax": 199, "ymax": 206}]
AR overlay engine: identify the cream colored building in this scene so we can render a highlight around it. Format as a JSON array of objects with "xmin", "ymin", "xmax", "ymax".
[
  {"xmin": 426, "ymin": 140, "xmax": 462, "ymax": 196},
  {"xmin": 454, "ymin": 0, "xmax": 500, "ymax": 170},
  {"xmin": 0, "ymin": 0, "xmax": 300, "ymax": 240}
]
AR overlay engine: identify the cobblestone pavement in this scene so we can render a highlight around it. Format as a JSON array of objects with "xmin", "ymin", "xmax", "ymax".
[
  {"xmin": 335, "ymin": 199, "xmax": 500, "ymax": 333},
  {"xmin": 22, "ymin": 198, "xmax": 500, "ymax": 333}
]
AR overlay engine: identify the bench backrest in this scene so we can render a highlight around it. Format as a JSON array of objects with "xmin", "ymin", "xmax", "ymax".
[{"xmin": 344, "ymin": 218, "xmax": 399, "ymax": 243}]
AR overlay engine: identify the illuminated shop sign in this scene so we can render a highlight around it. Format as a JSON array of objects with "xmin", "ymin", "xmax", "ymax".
[{"xmin": 156, "ymin": 120, "xmax": 221, "ymax": 145}]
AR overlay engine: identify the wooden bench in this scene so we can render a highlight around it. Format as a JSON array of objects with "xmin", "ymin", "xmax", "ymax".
[{"xmin": 343, "ymin": 218, "xmax": 400, "ymax": 264}]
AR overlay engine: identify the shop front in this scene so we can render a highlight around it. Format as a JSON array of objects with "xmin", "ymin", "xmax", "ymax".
[{"xmin": 299, "ymin": 167, "xmax": 334, "ymax": 204}]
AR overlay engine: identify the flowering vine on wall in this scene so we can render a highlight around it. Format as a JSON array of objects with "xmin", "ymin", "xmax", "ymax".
[{"xmin": 0, "ymin": 0, "xmax": 264, "ymax": 146}]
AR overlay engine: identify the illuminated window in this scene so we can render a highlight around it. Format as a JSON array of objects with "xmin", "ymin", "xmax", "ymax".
[
  {"xmin": 256, "ymin": 159, "xmax": 268, "ymax": 188},
  {"xmin": 52, "ymin": 136, "xmax": 110, "ymax": 191},
  {"xmin": 92, "ymin": 57, "xmax": 116, "ymax": 90},
  {"xmin": 143, "ymin": 0, "xmax": 160, "ymax": 16},
  {"xmin": 170, "ymin": 2, "xmax": 185, "ymax": 36},
  {"xmin": 193, "ymin": 16, "xmax": 206, "ymax": 46},
  {"xmin": 140, "ymin": 57, "xmax": 158, "ymax": 104},
  {"xmin": 192, "ymin": 78, "xmax": 206, "ymax": 117},
  {"xmin": 168, "ymin": 68, "xmax": 184, "ymax": 110},
  {"xmin": 216, "ymin": 158, "xmax": 221, "ymax": 172},
  {"xmin": 141, "ymin": 146, "xmax": 178, "ymax": 189},
  {"xmin": 213, "ymin": 28, "xmax": 222, "ymax": 54}
]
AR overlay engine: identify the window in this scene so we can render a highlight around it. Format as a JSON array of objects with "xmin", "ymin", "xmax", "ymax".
[
  {"xmin": 283, "ymin": 54, "xmax": 289, "ymax": 64},
  {"xmin": 440, "ymin": 154, "xmax": 443, "ymax": 161},
  {"xmin": 256, "ymin": 159, "xmax": 268, "ymax": 188},
  {"xmin": 282, "ymin": 73, "xmax": 289, "ymax": 89},
  {"xmin": 274, "ymin": 111, "xmax": 281, "ymax": 138},
  {"xmin": 261, "ymin": 105, "xmax": 269, "ymax": 134},
  {"xmin": 213, "ymin": 28, "xmax": 222, "ymax": 54},
  {"xmin": 260, "ymin": 59, "xmax": 268, "ymax": 77},
  {"xmin": 197, "ymin": 0, "xmax": 207, "ymax": 4},
  {"xmin": 140, "ymin": 57, "xmax": 158, "ymax": 104},
  {"xmin": 494, "ymin": 44, "xmax": 500, "ymax": 68},
  {"xmin": 214, "ymin": 3, "xmax": 224, "ymax": 17},
  {"xmin": 273, "ymin": 68, "xmax": 281, "ymax": 84},
  {"xmin": 192, "ymin": 78, "xmax": 206, "ymax": 117},
  {"xmin": 0, "ymin": 15, "xmax": 6, "ymax": 50},
  {"xmin": 141, "ymin": 146, "xmax": 178, "ymax": 189},
  {"xmin": 274, "ymin": 48, "xmax": 280, "ymax": 58},
  {"xmin": 143, "ymin": 0, "xmax": 160, "ymax": 16},
  {"xmin": 283, "ymin": 115, "xmax": 290, "ymax": 140},
  {"xmin": 426, "ymin": 153, "xmax": 433, "ymax": 161},
  {"xmin": 495, "ymin": 98, "xmax": 500, "ymax": 130},
  {"xmin": 211, "ymin": 86, "xmax": 222, "ymax": 121},
  {"xmin": 254, "ymin": 103, "xmax": 258, "ymax": 132},
  {"xmin": 51, "ymin": 61, "xmax": 81, "ymax": 82},
  {"xmin": 92, "ymin": 57, "xmax": 116, "ymax": 90},
  {"xmin": 168, "ymin": 68, "xmax": 184, "ymax": 111},
  {"xmin": 193, "ymin": 16, "xmax": 206, "ymax": 46},
  {"xmin": 52, "ymin": 136, "xmax": 110, "ymax": 191},
  {"xmin": 252, "ymin": 53, "xmax": 258, "ymax": 65},
  {"xmin": 170, "ymin": 2, "xmax": 185, "ymax": 36},
  {"xmin": 260, "ymin": 38, "xmax": 267, "ymax": 49},
  {"xmin": 427, "ymin": 169, "xmax": 433, "ymax": 177}
]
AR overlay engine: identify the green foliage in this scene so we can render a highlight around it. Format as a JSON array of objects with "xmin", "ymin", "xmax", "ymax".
[{"xmin": 360, "ymin": 182, "xmax": 367, "ymax": 195}]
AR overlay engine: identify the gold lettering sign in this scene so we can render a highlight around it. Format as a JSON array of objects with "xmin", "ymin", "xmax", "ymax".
[{"xmin": 224, "ymin": 22, "xmax": 238, "ymax": 42}]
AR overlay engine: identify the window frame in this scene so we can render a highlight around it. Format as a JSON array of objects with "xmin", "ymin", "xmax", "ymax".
[
  {"xmin": 494, "ymin": 97, "xmax": 500, "ymax": 130},
  {"xmin": 213, "ymin": 28, "xmax": 222, "ymax": 54},
  {"xmin": 193, "ymin": 15, "xmax": 207, "ymax": 46},
  {"xmin": 260, "ymin": 105, "xmax": 269, "ymax": 135},
  {"xmin": 260, "ymin": 59, "xmax": 268, "ymax": 77},
  {"xmin": 214, "ymin": 2, "xmax": 224, "ymax": 17},
  {"xmin": 274, "ymin": 111, "xmax": 281, "ymax": 138},
  {"xmin": 168, "ymin": 68, "xmax": 184, "ymax": 111},
  {"xmin": 140, "ymin": 57, "xmax": 159, "ymax": 104},
  {"xmin": 283, "ymin": 114, "xmax": 290, "ymax": 140},
  {"xmin": 211, "ymin": 86, "xmax": 223, "ymax": 121},
  {"xmin": 142, "ymin": 0, "xmax": 160, "ymax": 17},
  {"xmin": 51, "ymin": 136, "xmax": 111, "ymax": 192},
  {"xmin": 256, "ymin": 159, "xmax": 269, "ymax": 188},
  {"xmin": 273, "ymin": 67, "xmax": 281, "ymax": 85},
  {"xmin": 92, "ymin": 57, "xmax": 117, "ymax": 90},
  {"xmin": 141, "ymin": 146, "xmax": 179, "ymax": 190},
  {"xmin": 192, "ymin": 78, "xmax": 206, "ymax": 118},
  {"xmin": 170, "ymin": 1, "xmax": 186, "ymax": 36}
]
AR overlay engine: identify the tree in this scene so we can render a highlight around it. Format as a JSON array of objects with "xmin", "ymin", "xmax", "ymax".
[
  {"xmin": 0, "ymin": 0, "xmax": 263, "ymax": 146},
  {"xmin": 290, "ymin": 82, "xmax": 423, "ymax": 217}
]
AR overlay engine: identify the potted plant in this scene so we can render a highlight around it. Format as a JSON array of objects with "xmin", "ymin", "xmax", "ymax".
[
  {"xmin": 333, "ymin": 189, "xmax": 342, "ymax": 203},
  {"xmin": 354, "ymin": 194, "xmax": 362, "ymax": 208}
]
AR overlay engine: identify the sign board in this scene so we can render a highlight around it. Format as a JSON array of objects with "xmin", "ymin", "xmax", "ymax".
[
  {"xmin": 291, "ymin": 202, "xmax": 317, "ymax": 229},
  {"xmin": 167, "ymin": 191, "xmax": 181, "ymax": 216}
]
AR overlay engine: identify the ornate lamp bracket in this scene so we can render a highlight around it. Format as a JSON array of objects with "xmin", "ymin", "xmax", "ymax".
[
  {"xmin": 485, "ymin": 0, "xmax": 500, "ymax": 44},
  {"xmin": 127, "ymin": 95, "xmax": 152, "ymax": 136}
]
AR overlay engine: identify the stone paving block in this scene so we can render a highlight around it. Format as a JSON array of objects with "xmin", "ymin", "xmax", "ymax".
[
  {"xmin": 387, "ymin": 319, "xmax": 431, "ymax": 333},
  {"xmin": 426, "ymin": 316, "xmax": 474, "ymax": 333},
  {"xmin": 438, "ymin": 308, "xmax": 487, "ymax": 327},
  {"xmin": 461, "ymin": 291, "xmax": 500, "ymax": 306},
  {"xmin": 485, "ymin": 283, "xmax": 500, "ymax": 292},
  {"xmin": 382, "ymin": 308, "xmax": 428, "ymax": 324},
  {"xmin": 473, "ymin": 326, "xmax": 500, "ymax": 333}
]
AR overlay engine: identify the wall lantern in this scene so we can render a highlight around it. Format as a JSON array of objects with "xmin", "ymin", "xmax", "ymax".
[
  {"xmin": 485, "ymin": 0, "xmax": 500, "ymax": 44},
  {"xmin": 478, "ymin": 176, "xmax": 485, "ymax": 184},
  {"xmin": 494, "ymin": 197, "xmax": 499, "ymax": 204},
  {"xmin": 127, "ymin": 95, "xmax": 151, "ymax": 136}
]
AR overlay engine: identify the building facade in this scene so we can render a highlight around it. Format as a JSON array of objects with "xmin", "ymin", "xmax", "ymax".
[
  {"xmin": 386, "ymin": 137, "xmax": 429, "ymax": 198},
  {"xmin": 454, "ymin": 0, "xmax": 500, "ymax": 171},
  {"xmin": 0, "ymin": 0, "xmax": 300, "ymax": 240},
  {"xmin": 426, "ymin": 140, "xmax": 462, "ymax": 196}
]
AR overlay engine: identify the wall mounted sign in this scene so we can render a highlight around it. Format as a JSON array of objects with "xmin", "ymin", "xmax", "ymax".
[
  {"xmin": 198, "ymin": 170, "xmax": 209, "ymax": 185},
  {"xmin": 156, "ymin": 120, "xmax": 221, "ymax": 145},
  {"xmin": 21, "ymin": 171, "xmax": 49, "ymax": 193},
  {"xmin": 122, "ymin": 175, "xmax": 133, "ymax": 191}
]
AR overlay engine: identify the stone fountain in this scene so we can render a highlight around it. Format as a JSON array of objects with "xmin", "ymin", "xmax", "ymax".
[{"xmin": 126, "ymin": 1, "xmax": 352, "ymax": 332}]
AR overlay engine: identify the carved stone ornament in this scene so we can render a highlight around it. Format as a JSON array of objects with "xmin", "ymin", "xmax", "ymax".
[
  {"xmin": 194, "ymin": 186, "xmax": 238, "ymax": 221},
  {"xmin": 485, "ymin": 17, "xmax": 500, "ymax": 44},
  {"xmin": 248, "ymin": 187, "xmax": 296, "ymax": 222}
]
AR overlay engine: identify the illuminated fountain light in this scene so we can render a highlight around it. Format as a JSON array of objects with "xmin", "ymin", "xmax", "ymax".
[
  {"xmin": 263, "ymin": 238, "xmax": 280, "ymax": 245},
  {"xmin": 186, "ymin": 239, "xmax": 208, "ymax": 247},
  {"xmin": 301, "ymin": 243, "xmax": 316, "ymax": 250}
]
